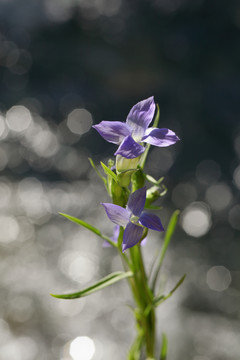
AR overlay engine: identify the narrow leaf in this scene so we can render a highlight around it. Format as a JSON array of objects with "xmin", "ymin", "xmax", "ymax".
[
  {"xmin": 160, "ymin": 333, "xmax": 168, "ymax": 360},
  {"xmin": 88, "ymin": 158, "xmax": 107, "ymax": 186},
  {"xmin": 51, "ymin": 271, "xmax": 133, "ymax": 299},
  {"xmin": 145, "ymin": 174, "xmax": 164, "ymax": 185},
  {"xmin": 158, "ymin": 209, "xmax": 180, "ymax": 266},
  {"xmin": 151, "ymin": 210, "xmax": 180, "ymax": 291},
  {"xmin": 59, "ymin": 212, "xmax": 117, "ymax": 247},
  {"xmin": 100, "ymin": 161, "xmax": 118, "ymax": 183},
  {"xmin": 154, "ymin": 274, "xmax": 186, "ymax": 307},
  {"xmin": 158, "ymin": 184, "xmax": 167, "ymax": 197}
]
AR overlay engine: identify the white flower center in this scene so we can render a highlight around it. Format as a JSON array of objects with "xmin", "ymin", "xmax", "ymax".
[{"xmin": 130, "ymin": 214, "xmax": 143, "ymax": 227}]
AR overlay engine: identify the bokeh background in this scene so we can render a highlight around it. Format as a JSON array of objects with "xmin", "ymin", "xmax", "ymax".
[{"xmin": 0, "ymin": 1, "xmax": 240, "ymax": 359}]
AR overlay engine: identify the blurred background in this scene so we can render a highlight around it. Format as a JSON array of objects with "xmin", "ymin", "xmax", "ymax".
[{"xmin": 0, "ymin": 0, "xmax": 240, "ymax": 359}]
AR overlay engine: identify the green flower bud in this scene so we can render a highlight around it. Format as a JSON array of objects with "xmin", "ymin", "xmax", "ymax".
[
  {"xmin": 145, "ymin": 185, "xmax": 161, "ymax": 207},
  {"xmin": 131, "ymin": 168, "xmax": 145, "ymax": 192},
  {"xmin": 116, "ymin": 155, "xmax": 141, "ymax": 173},
  {"xmin": 116, "ymin": 155, "xmax": 141, "ymax": 187},
  {"xmin": 111, "ymin": 180, "xmax": 129, "ymax": 207}
]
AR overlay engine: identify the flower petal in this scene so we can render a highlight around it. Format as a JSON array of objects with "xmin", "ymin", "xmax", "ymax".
[
  {"xmin": 139, "ymin": 212, "xmax": 164, "ymax": 231},
  {"xmin": 115, "ymin": 136, "xmax": 145, "ymax": 159},
  {"xmin": 93, "ymin": 121, "xmax": 131, "ymax": 144},
  {"xmin": 122, "ymin": 222, "xmax": 144, "ymax": 252},
  {"xmin": 101, "ymin": 203, "xmax": 130, "ymax": 227},
  {"xmin": 142, "ymin": 128, "xmax": 180, "ymax": 147},
  {"xmin": 126, "ymin": 97, "xmax": 156, "ymax": 141},
  {"xmin": 127, "ymin": 187, "xmax": 146, "ymax": 217},
  {"xmin": 112, "ymin": 224, "xmax": 120, "ymax": 242},
  {"xmin": 141, "ymin": 237, "xmax": 148, "ymax": 246}
]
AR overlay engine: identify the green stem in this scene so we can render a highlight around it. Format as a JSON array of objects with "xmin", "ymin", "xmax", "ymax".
[
  {"xmin": 117, "ymin": 225, "xmax": 157, "ymax": 359},
  {"xmin": 138, "ymin": 246, "xmax": 156, "ymax": 358},
  {"xmin": 128, "ymin": 245, "xmax": 156, "ymax": 359},
  {"xmin": 127, "ymin": 333, "xmax": 144, "ymax": 360}
]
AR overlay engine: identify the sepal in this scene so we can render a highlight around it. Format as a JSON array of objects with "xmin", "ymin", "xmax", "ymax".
[
  {"xmin": 101, "ymin": 161, "xmax": 118, "ymax": 184},
  {"xmin": 145, "ymin": 174, "xmax": 164, "ymax": 185},
  {"xmin": 131, "ymin": 168, "xmax": 145, "ymax": 192},
  {"xmin": 111, "ymin": 180, "xmax": 129, "ymax": 207}
]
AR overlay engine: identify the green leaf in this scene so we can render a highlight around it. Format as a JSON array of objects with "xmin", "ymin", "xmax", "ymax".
[
  {"xmin": 88, "ymin": 158, "xmax": 107, "ymax": 186},
  {"xmin": 59, "ymin": 213, "xmax": 117, "ymax": 247},
  {"xmin": 118, "ymin": 168, "xmax": 137, "ymax": 175},
  {"xmin": 158, "ymin": 209, "xmax": 180, "ymax": 266},
  {"xmin": 51, "ymin": 271, "xmax": 133, "ymax": 299},
  {"xmin": 159, "ymin": 184, "xmax": 167, "ymax": 197},
  {"xmin": 160, "ymin": 333, "xmax": 168, "ymax": 360},
  {"xmin": 145, "ymin": 174, "xmax": 164, "ymax": 185},
  {"xmin": 154, "ymin": 274, "xmax": 186, "ymax": 307},
  {"xmin": 151, "ymin": 210, "xmax": 180, "ymax": 291},
  {"xmin": 100, "ymin": 161, "xmax": 118, "ymax": 183},
  {"xmin": 144, "ymin": 205, "xmax": 162, "ymax": 210}
]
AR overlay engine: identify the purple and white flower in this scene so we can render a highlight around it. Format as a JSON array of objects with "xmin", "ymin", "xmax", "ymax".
[
  {"xmin": 102, "ymin": 187, "xmax": 164, "ymax": 252},
  {"xmin": 93, "ymin": 96, "xmax": 180, "ymax": 159}
]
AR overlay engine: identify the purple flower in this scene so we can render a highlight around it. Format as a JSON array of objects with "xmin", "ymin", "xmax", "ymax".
[
  {"xmin": 103, "ymin": 225, "xmax": 120, "ymax": 248},
  {"xmin": 93, "ymin": 97, "xmax": 180, "ymax": 159},
  {"xmin": 102, "ymin": 187, "xmax": 164, "ymax": 252}
]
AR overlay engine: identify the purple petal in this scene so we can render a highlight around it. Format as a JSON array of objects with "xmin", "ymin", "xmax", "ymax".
[
  {"xmin": 141, "ymin": 237, "xmax": 148, "ymax": 246},
  {"xmin": 139, "ymin": 212, "xmax": 164, "ymax": 231},
  {"xmin": 111, "ymin": 224, "xmax": 120, "ymax": 242},
  {"xmin": 115, "ymin": 136, "xmax": 145, "ymax": 159},
  {"xmin": 127, "ymin": 187, "xmax": 146, "ymax": 217},
  {"xmin": 126, "ymin": 97, "xmax": 156, "ymax": 141},
  {"xmin": 102, "ymin": 203, "xmax": 130, "ymax": 227},
  {"xmin": 142, "ymin": 128, "xmax": 180, "ymax": 147},
  {"xmin": 122, "ymin": 222, "xmax": 144, "ymax": 252},
  {"xmin": 93, "ymin": 121, "xmax": 131, "ymax": 144},
  {"xmin": 103, "ymin": 225, "xmax": 120, "ymax": 248}
]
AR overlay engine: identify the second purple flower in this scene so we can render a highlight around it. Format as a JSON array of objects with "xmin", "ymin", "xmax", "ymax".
[{"xmin": 102, "ymin": 187, "xmax": 164, "ymax": 252}]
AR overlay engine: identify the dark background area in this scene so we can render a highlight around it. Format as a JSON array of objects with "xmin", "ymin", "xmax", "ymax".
[
  {"xmin": 0, "ymin": 1, "xmax": 239, "ymax": 359},
  {"xmin": 1, "ymin": 0, "xmax": 239, "ymax": 175}
]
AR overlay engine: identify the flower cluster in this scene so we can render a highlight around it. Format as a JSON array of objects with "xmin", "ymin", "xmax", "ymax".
[{"xmin": 93, "ymin": 96, "xmax": 180, "ymax": 252}]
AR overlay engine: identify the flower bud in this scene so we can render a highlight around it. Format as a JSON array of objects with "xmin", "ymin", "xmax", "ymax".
[
  {"xmin": 145, "ymin": 185, "xmax": 161, "ymax": 207},
  {"xmin": 111, "ymin": 180, "xmax": 129, "ymax": 207},
  {"xmin": 131, "ymin": 168, "xmax": 145, "ymax": 192},
  {"xmin": 116, "ymin": 155, "xmax": 141, "ymax": 173},
  {"xmin": 116, "ymin": 155, "xmax": 141, "ymax": 187}
]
